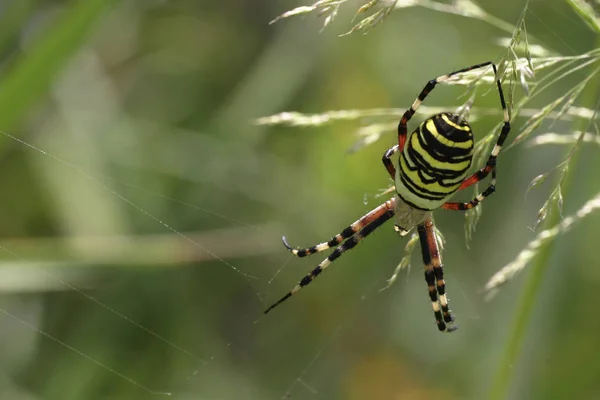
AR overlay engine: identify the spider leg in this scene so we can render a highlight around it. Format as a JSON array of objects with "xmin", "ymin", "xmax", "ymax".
[
  {"xmin": 442, "ymin": 62, "xmax": 511, "ymax": 211},
  {"xmin": 398, "ymin": 61, "xmax": 497, "ymax": 150},
  {"xmin": 265, "ymin": 199, "xmax": 396, "ymax": 314},
  {"xmin": 418, "ymin": 217, "xmax": 456, "ymax": 332},
  {"xmin": 283, "ymin": 199, "xmax": 396, "ymax": 258},
  {"xmin": 441, "ymin": 167, "xmax": 497, "ymax": 211},
  {"xmin": 382, "ymin": 144, "xmax": 399, "ymax": 179}
]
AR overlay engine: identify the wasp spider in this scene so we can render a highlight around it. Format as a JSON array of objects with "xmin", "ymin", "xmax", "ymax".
[{"xmin": 265, "ymin": 62, "xmax": 511, "ymax": 332}]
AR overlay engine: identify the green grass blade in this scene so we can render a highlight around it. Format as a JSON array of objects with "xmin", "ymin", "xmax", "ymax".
[{"xmin": 0, "ymin": 0, "xmax": 118, "ymax": 134}]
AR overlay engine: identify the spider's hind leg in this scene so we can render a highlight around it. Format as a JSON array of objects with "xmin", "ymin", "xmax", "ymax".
[
  {"xmin": 382, "ymin": 145, "xmax": 399, "ymax": 179},
  {"xmin": 443, "ymin": 61, "xmax": 511, "ymax": 212}
]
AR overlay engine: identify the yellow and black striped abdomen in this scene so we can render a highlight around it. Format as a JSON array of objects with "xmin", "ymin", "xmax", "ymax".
[{"xmin": 395, "ymin": 113, "xmax": 474, "ymax": 211}]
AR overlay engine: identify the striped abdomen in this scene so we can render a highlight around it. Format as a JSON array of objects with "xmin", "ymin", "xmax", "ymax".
[{"xmin": 395, "ymin": 112, "xmax": 474, "ymax": 211}]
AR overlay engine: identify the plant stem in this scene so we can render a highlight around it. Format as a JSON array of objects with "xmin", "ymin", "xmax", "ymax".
[{"xmin": 489, "ymin": 39, "xmax": 600, "ymax": 400}]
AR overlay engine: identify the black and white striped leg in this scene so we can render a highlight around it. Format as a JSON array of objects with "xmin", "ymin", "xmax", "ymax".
[
  {"xmin": 283, "ymin": 200, "xmax": 396, "ymax": 258},
  {"xmin": 443, "ymin": 62, "xmax": 511, "ymax": 211},
  {"xmin": 265, "ymin": 201, "xmax": 396, "ymax": 314},
  {"xmin": 417, "ymin": 217, "xmax": 456, "ymax": 332},
  {"xmin": 442, "ymin": 167, "xmax": 497, "ymax": 211},
  {"xmin": 382, "ymin": 145, "xmax": 399, "ymax": 179},
  {"xmin": 398, "ymin": 61, "xmax": 498, "ymax": 151}
]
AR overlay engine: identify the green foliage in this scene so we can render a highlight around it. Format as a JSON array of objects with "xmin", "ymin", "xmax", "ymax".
[
  {"xmin": 267, "ymin": 0, "xmax": 600, "ymax": 398},
  {"xmin": 1, "ymin": 1, "xmax": 600, "ymax": 399},
  {"xmin": 0, "ymin": 0, "xmax": 118, "ymax": 133}
]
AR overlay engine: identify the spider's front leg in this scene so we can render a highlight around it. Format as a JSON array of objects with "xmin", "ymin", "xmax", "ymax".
[
  {"xmin": 418, "ymin": 217, "xmax": 456, "ymax": 332},
  {"xmin": 265, "ymin": 199, "xmax": 397, "ymax": 314},
  {"xmin": 282, "ymin": 200, "xmax": 398, "ymax": 258}
]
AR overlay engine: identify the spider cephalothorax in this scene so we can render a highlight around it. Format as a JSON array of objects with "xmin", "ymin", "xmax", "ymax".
[{"xmin": 265, "ymin": 62, "xmax": 511, "ymax": 333}]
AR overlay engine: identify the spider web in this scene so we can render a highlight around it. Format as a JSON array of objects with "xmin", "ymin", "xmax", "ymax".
[{"xmin": 1, "ymin": 1, "xmax": 597, "ymax": 399}]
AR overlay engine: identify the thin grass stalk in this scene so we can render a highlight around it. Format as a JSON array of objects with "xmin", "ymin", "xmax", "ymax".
[{"xmin": 489, "ymin": 38, "xmax": 600, "ymax": 400}]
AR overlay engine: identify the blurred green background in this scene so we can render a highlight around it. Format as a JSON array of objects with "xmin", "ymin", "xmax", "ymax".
[{"xmin": 0, "ymin": 0, "xmax": 599, "ymax": 399}]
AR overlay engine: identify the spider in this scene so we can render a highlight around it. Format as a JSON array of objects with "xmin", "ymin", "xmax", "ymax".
[{"xmin": 265, "ymin": 62, "xmax": 510, "ymax": 332}]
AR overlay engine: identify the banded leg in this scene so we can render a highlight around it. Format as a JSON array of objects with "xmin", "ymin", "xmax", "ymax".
[
  {"xmin": 442, "ymin": 62, "xmax": 511, "ymax": 211},
  {"xmin": 382, "ymin": 144, "xmax": 399, "ymax": 179},
  {"xmin": 442, "ymin": 168, "xmax": 497, "ymax": 211},
  {"xmin": 283, "ymin": 199, "xmax": 396, "ymax": 258},
  {"xmin": 265, "ymin": 200, "xmax": 396, "ymax": 314},
  {"xmin": 417, "ymin": 217, "xmax": 456, "ymax": 332},
  {"xmin": 398, "ymin": 61, "xmax": 498, "ymax": 150}
]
